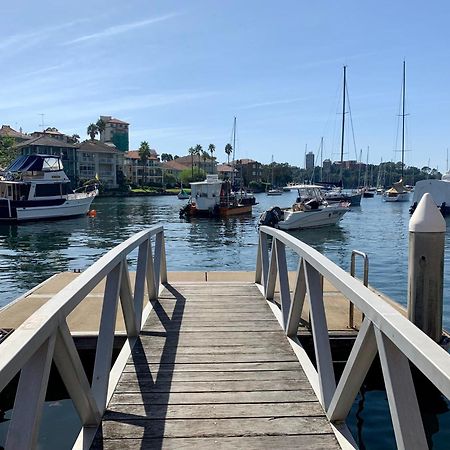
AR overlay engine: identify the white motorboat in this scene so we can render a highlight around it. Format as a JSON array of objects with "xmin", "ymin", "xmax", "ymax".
[
  {"xmin": 0, "ymin": 154, "xmax": 98, "ymax": 221},
  {"xmin": 259, "ymin": 185, "xmax": 349, "ymax": 230}
]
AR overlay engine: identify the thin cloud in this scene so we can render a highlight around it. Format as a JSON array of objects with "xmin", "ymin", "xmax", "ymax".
[
  {"xmin": 239, "ymin": 97, "xmax": 309, "ymax": 110},
  {"xmin": 63, "ymin": 14, "xmax": 178, "ymax": 45}
]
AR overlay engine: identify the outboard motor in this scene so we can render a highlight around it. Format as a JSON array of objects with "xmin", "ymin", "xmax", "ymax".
[{"xmin": 259, "ymin": 206, "xmax": 283, "ymax": 228}]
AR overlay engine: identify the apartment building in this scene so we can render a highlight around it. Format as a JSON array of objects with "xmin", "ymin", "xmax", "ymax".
[{"xmin": 124, "ymin": 149, "xmax": 162, "ymax": 185}]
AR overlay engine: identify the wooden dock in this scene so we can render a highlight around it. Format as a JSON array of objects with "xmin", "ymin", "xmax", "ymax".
[{"xmin": 91, "ymin": 281, "xmax": 340, "ymax": 449}]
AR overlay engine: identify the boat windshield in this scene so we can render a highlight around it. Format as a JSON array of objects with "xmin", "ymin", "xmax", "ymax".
[{"xmin": 6, "ymin": 155, "xmax": 63, "ymax": 173}]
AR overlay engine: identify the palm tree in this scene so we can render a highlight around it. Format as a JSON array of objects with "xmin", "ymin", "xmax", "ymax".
[
  {"xmin": 96, "ymin": 119, "xmax": 106, "ymax": 140},
  {"xmin": 87, "ymin": 123, "xmax": 98, "ymax": 140},
  {"xmin": 188, "ymin": 146, "xmax": 195, "ymax": 178},
  {"xmin": 225, "ymin": 143, "xmax": 233, "ymax": 165},
  {"xmin": 194, "ymin": 144, "xmax": 202, "ymax": 171},
  {"xmin": 208, "ymin": 144, "xmax": 215, "ymax": 173},
  {"xmin": 138, "ymin": 141, "xmax": 151, "ymax": 185}
]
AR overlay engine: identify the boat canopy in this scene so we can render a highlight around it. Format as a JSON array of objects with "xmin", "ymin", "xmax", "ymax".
[
  {"xmin": 6, "ymin": 154, "xmax": 63, "ymax": 173},
  {"xmin": 385, "ymin": 179, "xmax": 408, "ymax": 194}
]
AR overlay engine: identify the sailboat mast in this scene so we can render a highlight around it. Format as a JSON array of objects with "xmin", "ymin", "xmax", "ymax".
[
  {"xmin": 401, "ymin": 61, "xmax": 406, "ymax": 180},
  {"xmin": 340, "ymin": 66, "xmax": 347, "ymax": 184},
  {"xmin": 231, "ymin": 116, "xmax": 236, "ymax": 187}
]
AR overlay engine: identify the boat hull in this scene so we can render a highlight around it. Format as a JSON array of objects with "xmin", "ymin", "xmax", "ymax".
[
  {"xmin": 383, "ymin": 192, "xmax": 409, "ymax": 202},
  {"xmin": 0, "ymin": 192, "xmax": 97, "ymax": 221},
  {"xmin": 219, "ymin": 205, "xmax": 252, "ymax": 216},
  {"xmin": 278, "ymin": 207, "xmax": 349, "ymax": 230}
]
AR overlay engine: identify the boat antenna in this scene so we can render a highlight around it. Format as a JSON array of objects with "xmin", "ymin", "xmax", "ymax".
[
  {"xmin": 447, "ymin": 148, "xmax": 448, "ymax": 172},
  {"xmin": 340, "ymin": 65, "xmax": 347, "ymax": 185}
]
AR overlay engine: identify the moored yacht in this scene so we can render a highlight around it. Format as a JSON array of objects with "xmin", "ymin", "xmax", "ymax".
[{"xmin": 0, "ymin": 154, "xmax": 98, "ymax": 221}]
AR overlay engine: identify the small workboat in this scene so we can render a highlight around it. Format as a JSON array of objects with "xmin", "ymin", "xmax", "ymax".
[
  {"xmin": 177, "ymin": 186, "xmax": 190, "ymax": 200},
  {"xmin": 180, "ymin": 174, "xmax": 253, "ymax": 218},
  {"xmin": 0, "ymin": 154, "xmax": 98, "ymax": 221},
  {"xmin": 259, "ymin": 185, "xmax": 349, "ymax": 230}
]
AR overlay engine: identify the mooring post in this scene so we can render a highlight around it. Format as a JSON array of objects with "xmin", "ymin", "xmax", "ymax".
[{"xmin": 408, "ymin": 193, "xmax": 446, "ymax": 342}]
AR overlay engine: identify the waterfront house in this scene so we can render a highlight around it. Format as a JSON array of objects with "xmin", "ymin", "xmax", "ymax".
[
  {"xmin": 78, "ymin": 140, "xmax": 123, "ymax": 189},
  {"xmin": 234, "ymin": 158, "xmax": 263, "ymax": 186},
  {"xmin": 160, "ymin": 159, "xmax": 187, "ymax": 181},
  {"xmin": 124, "ymin": 149, "xmax": 162, "ymax": 186},
  {"xmin": 0, "ymin": 125, "xmax": 30, "ymax": 143},
  {"xmin": 217, "ymin": 163, "xmax": 234, "ymax": 180}
]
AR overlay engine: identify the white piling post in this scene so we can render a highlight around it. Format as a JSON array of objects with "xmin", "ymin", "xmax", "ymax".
[{"xmin": 408, "ymin": 193, "xmax": 446, "ymax": 342}]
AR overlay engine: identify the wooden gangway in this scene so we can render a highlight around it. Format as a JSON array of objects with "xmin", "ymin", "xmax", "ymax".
[
  {"xmin": 1, "ymin": 224, "xmax": 450, "ymax": 450},
  {"xmin": 91, "ymin": 281, "xmax": 339, "ymax": 449}
]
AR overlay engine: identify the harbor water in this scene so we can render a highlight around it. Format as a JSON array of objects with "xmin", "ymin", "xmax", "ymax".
[{"xmin": 0, "ymin": 191, "xmax": 449, "ymax": 448}]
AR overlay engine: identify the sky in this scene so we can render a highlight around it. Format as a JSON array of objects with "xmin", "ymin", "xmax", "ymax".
[{"xmin": 1, "ymin": 0, "xmax": 450, "ymax": 171}]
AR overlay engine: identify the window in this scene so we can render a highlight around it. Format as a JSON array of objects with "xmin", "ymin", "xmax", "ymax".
[{"xmin": 35, "ymin": 183, "xmax": 62, "ymax": 197}]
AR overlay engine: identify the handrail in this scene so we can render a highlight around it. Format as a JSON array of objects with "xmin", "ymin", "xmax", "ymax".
[
  {"xmin": 349, "ymin": 250, "xmax": 369, "ymax": 328},
  {"xmin": 256, "ymin": 226, "xmax": 450, "ymax": 450},
  {"xmin": 0, "ymin": 225, "xmax": 167, "ymax": 450}
]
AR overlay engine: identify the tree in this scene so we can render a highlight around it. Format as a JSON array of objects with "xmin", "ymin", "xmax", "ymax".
[
  {"xmin": 87, "ymin": 123, "xmax": 98, "ymax": 140},
  {"xmin": 0, "ymin": 136, "xmax": 16, "ymax": 169},
  {"xmin": 138, "ymin": 141, "xmax": 151, "ymax": 185},
  {"xmin": 225, "ymin": 143, "xmax": 232, "ymax": 165},
  {"xmin": 194, "ymin": 144, "xmax": 202, "ymax": 169},
  {"xmin": 68, "ymin": 134, "xmax": 80, "ymax": 144},
  {"xmin": 180, "ymin": 167, "xmax": 206, "ymax": 185},
  {"xmin": 161, "ymin": 153, "xmax": 173, "ymax": 162},
  {"xmin": 96, "ymin": 119, "xmax": 106, "ymax": 139},
  {"xmin": 188, "ymin": 146, "xmax": 195, "ymax": 178},
  {"xmin": 208, "ymin": 144, "xmax": 215, "ymax": 173}
]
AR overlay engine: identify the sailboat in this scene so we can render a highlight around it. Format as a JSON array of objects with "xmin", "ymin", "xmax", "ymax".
[
  {"xmin": 267, "ymin": 155, "xmax": 283, "ymax": 195},
  {"xmin": 383, "ymin": 61, "xmax": 410, "ymax": 203},
  {"xmin": 323, "ymin": 66, "xmax": 362, "ymax": 206},
  {"xmin": 362, "ymin": 147, "xmax": 375, "ymax": 197}
]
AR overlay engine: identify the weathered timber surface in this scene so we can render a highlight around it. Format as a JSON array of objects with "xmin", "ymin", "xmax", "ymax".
[{"xmin": 91, "ymin": 282, "xmax": 339, "ymax": 449}]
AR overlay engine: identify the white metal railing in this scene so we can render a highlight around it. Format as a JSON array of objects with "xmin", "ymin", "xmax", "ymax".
[
  {"xmin": 256, "ymin": 226, "xmax": 450, "ymax": 450},
  {"xmin": 0, "ymin": 225, "xmax": 167, "ymax": 450}
]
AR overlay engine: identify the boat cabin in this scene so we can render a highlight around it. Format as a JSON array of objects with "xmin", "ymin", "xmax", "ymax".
[{"xmin": 190, "ymin": 175, "xmax": 222, "ymax": 211}]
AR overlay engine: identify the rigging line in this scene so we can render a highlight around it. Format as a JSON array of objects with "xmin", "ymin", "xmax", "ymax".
[{"xmin": 345, "ymin": 80, "xmax": 359, "ymax": 162}]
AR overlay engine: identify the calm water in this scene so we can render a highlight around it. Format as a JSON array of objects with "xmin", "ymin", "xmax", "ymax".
[{"xmin": 1, "ymin": 192, "xmax": 450, "ymax": 448}]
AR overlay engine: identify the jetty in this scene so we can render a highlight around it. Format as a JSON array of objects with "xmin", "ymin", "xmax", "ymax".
[{"xmin": 1, "ymin": 223, "xmax": 450, "ymax": 449}]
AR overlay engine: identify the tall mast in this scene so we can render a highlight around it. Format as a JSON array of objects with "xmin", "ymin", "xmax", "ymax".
[
  {"xmin": 231, "ymin": 116, "xmax": 236, "ymax": 187},
  {"xmin": 401, "ymin": 61, "xmax": 406, "ymax": 180},
  {"xmin": 340, "ymin": 66, "xmax": 347, "ymax": 184},
  {"xmin": 320, "ymin": 137, "xmax": 323, "ymax": 182}
]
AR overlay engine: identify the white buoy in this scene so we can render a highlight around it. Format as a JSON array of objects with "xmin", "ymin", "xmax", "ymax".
[{"xmin": 408, "ymin": 193, "xmax": 446, "ymax": 342}]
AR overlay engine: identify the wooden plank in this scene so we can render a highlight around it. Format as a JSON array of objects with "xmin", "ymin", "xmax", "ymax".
[
  {"xmin": 134, "ymin": 345, "xmax": 295, "ymax": 356},
  {"xmin": 109, "ymin": 390, "xmax": 318, "ymax": 405},
  {"xmin": 119, "ymin": 369, "xmax": 307, "ymax": 382},
  {"xmin": 96, "ymin": 416, "xmax": 333, "ymax": 439},
  {"xmin": 92, "ymin": 434, "xmax": 339, "ymax": 450},
  {"xmin": 130, "ymin": 353, "xmax": 298, "ymax": 364},
  {"xmin": 113, "ymin": 379, "xmax": 310, "ymax": 393},
  {"xmin": 123, "ymin": 361, "xmax": 303, "ymax": 373},
  {"xmin": 104, "ymin": 401, "xmax": 325, "ymax": 419}
]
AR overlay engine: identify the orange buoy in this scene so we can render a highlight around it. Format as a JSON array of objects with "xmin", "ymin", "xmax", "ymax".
[{"xmin": 88, "ymin": 210, "xmax": 97, "ymax": 217}]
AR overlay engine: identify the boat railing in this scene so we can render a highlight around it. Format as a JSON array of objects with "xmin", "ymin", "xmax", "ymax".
[
  {"xmin": 0, "ymin": 225, "xmax": 167, "ymax": 449},
  {"xmin": 255, "ymin": 225, "xmax": 450, "ymax": 449}
]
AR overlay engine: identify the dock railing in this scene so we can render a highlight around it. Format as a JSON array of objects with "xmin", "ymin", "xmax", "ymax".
[
  {"xmin": 256, "ymin": 225, "xmax": 450, "ymax": 450},
  {"xmin": 0, "ymin": 225, "xmax": 167, "ymax": 450}
]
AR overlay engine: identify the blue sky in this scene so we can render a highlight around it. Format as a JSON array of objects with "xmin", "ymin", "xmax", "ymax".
[{"xmin": 1, "ymin": 0, "xmax": 449, "ymax": 171}]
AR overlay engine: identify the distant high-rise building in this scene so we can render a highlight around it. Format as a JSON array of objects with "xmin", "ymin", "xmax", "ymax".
[
  {"xmin": 99, "ymin": 116, "xmax": 129, "ymax": 152},
  {"xmin": 305, "ymin": 151, "xmax": 315, "ymax": 169}
]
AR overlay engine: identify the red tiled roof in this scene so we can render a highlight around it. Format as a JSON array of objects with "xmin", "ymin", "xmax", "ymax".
[
  {"xmin": 0, "ymin": 125, "xmax": 29, "ymax": 139},
  {"xmin": 125, "ymin": 149, "xmax": 158, "ymax": 160},
  {"xmin": 107, "ymin": 118, "xmax": 129, "ymax": 125},
  {"xmin": 79, "ymin": 140, "xmax": 121, "ymax": 153},
  {"xmin": 217, "ymin": 164, "xmax": 233, "ymax": 172}
]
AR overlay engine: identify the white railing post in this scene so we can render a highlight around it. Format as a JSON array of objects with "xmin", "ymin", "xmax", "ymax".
[
  {"xmin": 154, "ymin": 231, "xmax": 164, "ymax": 290},
  {"xmin": 304, "ymin": 261, "xmax": 336, "ymax": 409},
  {"xmin": 53, "ymin": 321, "xmax": 101, "ymax": 426},
  {"xmin": 119, "ymin": 260, "xmax": 138, "ymax": 337},
  {"xmin": 146, "ymin": 237, "xmax": 157, "ymax": 301},
  {"xmin": 265, "ymin": 238, "xmax": 278, "ymax": 300},
  {"xmin": 6, "ymin": 334, "xmax": 56, "ymax": 450},
  {"xmin": 92, "ymin": 261, "xmax": 122, "ymax": 412},
  {"xmin": 374, "ymin": 327, "xmax": 427, "ymax": 450},
  {"xmin": 327, "ymin": 318, "xmax": 377, "ymax": 421},
  {"xmin": 275, "ymin": 239, "xmax": 291, "ymax": 331},
  {"xmin": 133, "ymin": 239, "xmax": 150, "ymax": 331},
  {"xmin": 159, "ymin": 232, "xmax": 168, "ymax": 284},
  {"xmin": 255, "ymin": 234, "xmax": 263, "ymax": 284},
  {"xmin": 286, "ymin": 258, "xmax": 306, "ymax": 337}
]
